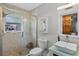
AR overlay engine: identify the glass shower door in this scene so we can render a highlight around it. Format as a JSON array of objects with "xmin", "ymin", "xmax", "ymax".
[{"xmin": 31, "ymin": 16, "xmax": 37, "ymax": 46}]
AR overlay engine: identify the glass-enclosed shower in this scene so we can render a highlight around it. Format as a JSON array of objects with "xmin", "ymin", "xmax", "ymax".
[{"xmin": 1, "ymin": 11, "xmax": 37, "ymax": 56}]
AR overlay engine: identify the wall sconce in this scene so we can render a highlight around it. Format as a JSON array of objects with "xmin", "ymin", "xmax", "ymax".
[{"xmin": 65, "ymin": 35, "xmax": 69, "ymax": 42}]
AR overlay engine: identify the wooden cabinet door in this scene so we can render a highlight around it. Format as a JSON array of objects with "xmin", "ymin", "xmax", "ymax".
[
  {"xmin": 63, "ymin": 15, "xmax": 72, "ymax": 34},
  {"xmin": 0, "ymin": 6, "xmax": 3, "ymax": 56}
]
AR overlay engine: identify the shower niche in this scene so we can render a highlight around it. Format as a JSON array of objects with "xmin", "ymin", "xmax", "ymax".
[
  {"xmin": 4, "ymin": 13, "xmax": 22, "ymax": 32},
  {"xmin": 62, "ymin": 13, "xmax": 78, "ymax": 35}
]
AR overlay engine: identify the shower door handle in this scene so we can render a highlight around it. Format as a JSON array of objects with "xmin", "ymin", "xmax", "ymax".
[{"xmin": 22, "ymin": 32, "xmax": 23, "ymax": 38}]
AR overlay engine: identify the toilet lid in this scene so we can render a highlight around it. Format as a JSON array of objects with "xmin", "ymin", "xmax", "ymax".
[{"xmin": 30, "ymin": 48, "xmax": 43, "ymax": 54}]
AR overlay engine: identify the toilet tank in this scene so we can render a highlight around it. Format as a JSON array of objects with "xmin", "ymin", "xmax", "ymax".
[{"xmin": 38, "ymin": 39, "xmax": 48, "ymax": 49}]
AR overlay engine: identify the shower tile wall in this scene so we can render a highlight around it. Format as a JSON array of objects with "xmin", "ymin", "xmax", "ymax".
[{"xmin": 0, "ymin": 4, "xmax": 32, "ymax": 56}]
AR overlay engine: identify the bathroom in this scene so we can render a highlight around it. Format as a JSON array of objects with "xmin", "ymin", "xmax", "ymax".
[{"xmin": 0, "ymin": 3, "xmax": 79, "ymax": 56}]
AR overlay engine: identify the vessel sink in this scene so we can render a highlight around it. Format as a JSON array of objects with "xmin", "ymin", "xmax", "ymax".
[{"xmin": 54, "ymin": 41, "xmax": 77, "ymax": 54}]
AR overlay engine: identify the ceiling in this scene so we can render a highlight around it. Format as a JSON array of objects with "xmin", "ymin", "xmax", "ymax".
[{"xmin": 9, "ymin": 3, "xmax": 42, "ymax": 11}]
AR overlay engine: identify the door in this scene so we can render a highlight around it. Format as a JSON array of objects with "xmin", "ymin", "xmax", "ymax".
[{"xmin": 31, "ymin": 16, "xmax": 37, "ymax": 46}]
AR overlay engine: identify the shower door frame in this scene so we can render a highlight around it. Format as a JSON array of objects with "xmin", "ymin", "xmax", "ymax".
[{"xmin": 31, "ymin": 15, "xmax": 38, "ymax": 47}]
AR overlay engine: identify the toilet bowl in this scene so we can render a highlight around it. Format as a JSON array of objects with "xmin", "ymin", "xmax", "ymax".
[
  {"xmin": 29, "ymin": 39, "xmax": 48, "ymax": 56},
  {"xmin": 29, "ymin": 48, "xmax": 43, "ymax": 56}
]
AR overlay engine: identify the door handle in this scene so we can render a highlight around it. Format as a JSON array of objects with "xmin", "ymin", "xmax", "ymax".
[{"xmin": 22, "ymin": 32, "xmax": 23, "ymax": 38}]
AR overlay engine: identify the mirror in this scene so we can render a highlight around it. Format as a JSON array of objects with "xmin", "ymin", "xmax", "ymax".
[{"xmin": 62, "ymin": 13, "xmax": 78, "ymax": 35}]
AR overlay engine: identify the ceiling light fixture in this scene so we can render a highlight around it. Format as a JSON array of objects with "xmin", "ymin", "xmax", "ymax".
[{"xmin": 57, "ymin": 3, "xmax": 78, "ymax": 10}]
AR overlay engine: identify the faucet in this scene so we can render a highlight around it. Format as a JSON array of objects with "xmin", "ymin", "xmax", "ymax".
[{"xmin": 65, "ymin": 35, "xmax": 69, "ymax": 42}]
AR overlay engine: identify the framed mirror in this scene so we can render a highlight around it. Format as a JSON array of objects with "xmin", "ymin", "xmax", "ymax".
[{"xmin": 62, "ymin": 13, "xmax": 78, "ymax": 35}]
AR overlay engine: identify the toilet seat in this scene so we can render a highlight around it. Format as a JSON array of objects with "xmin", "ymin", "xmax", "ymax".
[{"xmin": 30, "ymin": 48, "xmax": 43, "ymax": 55}]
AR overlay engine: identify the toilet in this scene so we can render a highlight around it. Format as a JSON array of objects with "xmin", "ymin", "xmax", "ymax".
[{"xmin": 29, "ymin": 39, "xmax": 48, "ymax": 56}]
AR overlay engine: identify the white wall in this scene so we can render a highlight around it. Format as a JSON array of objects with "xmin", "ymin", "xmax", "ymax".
[{"xmin": 32, "ymin": 3, "xmax": 65, "ymax": 47}]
